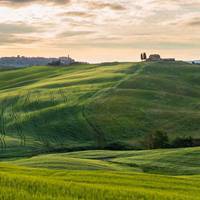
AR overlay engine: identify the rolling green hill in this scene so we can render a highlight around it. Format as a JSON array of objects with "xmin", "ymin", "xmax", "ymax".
[
  {"xmin": 0, "ymin": 61, "xmax": 200, "ymax": 157},
  {"xmin": 6, "ymin": 147, "xmax": 200, "ymax": 175},
  {"xmin": 0, "ymin": 147, "xmax": 200, "ymax": 200}
]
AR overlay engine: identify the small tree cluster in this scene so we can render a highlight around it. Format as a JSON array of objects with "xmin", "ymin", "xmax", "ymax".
[
  {"xmin": 144, "ymin": 130, "xmax": 169, "ymax": 149},
  {"xmin": 144, "ymin": 130, "xmax": 198, "ymax": 149},
  {"xmin": 48, "ymin": 60, "xmax": 61, "ymax": 66},
  {"xmin": 171, "ymin": 136, "xmax": 194, "ymax": 148},
  {"xmin": 141, "ymin": 52, "xmax": 147, "ymax": 61}
]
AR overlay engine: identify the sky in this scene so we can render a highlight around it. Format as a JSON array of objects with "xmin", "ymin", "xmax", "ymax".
[{"xmin": 0, "ymin": 0, "xmax": 199, "ymax": 62}]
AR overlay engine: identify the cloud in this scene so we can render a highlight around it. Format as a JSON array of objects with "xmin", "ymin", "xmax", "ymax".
[
  {"xmin": 186, "ymin": 17, "xmax": 200, "ymax": 26},
  {"xmin": 59, "ymin": 11, "xmax": 95, "ymax": 18},
  {"xmin": 58, "ymin": 30, "xmax": 96, "ymax": 37},
  {"xmin": 163, "ymin": 13, "xmax": 200, "ymax": 27},
  {"xmin": 0, "ymin": 22, "xmax": 45, "ymax": 34},
  {"xmin": 0, "ymin": 22, "xmax": 49, "ymax": 46},
  {"xmin": 0, "ymin": 33, "xmax": 41, "ymax": 45},
  {"xmin": 88, "ymin": 2, "xmax": 126, "ymax": 11},
  {"xmin": 0, "ymin": 0, "xmax": 71, "ymax": 7}
]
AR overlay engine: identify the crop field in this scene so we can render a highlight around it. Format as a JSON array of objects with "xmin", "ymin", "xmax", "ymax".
[
  {"xmin": 1, "ymin": 61, "xmax": 200, "ymax": 157},
  {"xmin": 0, "ymin": 147, "xmax": 200, "ymax": 200},
  {"xmin": 1, "ymin": 167, "xmax": 200, "ymax": 200}
]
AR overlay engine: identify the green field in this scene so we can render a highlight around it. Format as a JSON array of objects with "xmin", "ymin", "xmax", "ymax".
[
  {"xmin": 1, "ymin": 61, "xmax": 200, "ymax": 157},
  {"xmin": 0, "ymin": 147, "xmax": 200, "ymax": 200},
  {"xmin": 0, "ymin": 61, "xmax": 200, "ymax": 199},
  {"xmin": 1, "ymin": 167, "xmax": 200, "ymax": 200},
  {"xmin": 5, "ymin": 146, "xmax": 200, "ymax": 175}
]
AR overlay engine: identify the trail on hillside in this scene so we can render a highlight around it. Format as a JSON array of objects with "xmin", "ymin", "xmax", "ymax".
[{"xmin": 82, "ymin": 63, "xmax": 148, "ymax": 148}]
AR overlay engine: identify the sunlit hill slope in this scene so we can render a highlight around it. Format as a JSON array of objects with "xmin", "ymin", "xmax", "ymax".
[{"xmin": 0, "ymin": 61, "xmax": 200, "ymax": 157}]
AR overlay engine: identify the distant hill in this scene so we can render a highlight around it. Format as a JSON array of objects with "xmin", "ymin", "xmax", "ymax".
[
  {"xmin": 193, "ymin": 60, "xmax": 200, "ymax": 64},
  {"xmin": 0, "ymin": 56, "xmax": 75, "ymax": 68},
  {"xmin": 188, "ymin": 60, "xmax": 200, "ymax": 64},
  {"xmin": 0, "ymin": 61, "xmax": 200, "ymax": 157}
]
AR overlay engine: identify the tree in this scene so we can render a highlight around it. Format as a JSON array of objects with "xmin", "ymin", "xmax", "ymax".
[
  {"xmin": 143, "ymin": 53, "xmax": 147, "ymax": 60},
  {"xmin": 141, "ymin": 53, "xmax": 147, "ymax": 61},
  {"xmin": 145, "ymin": 130, "xmax": 169, "ymax": 149},
  {"xmin": 48, "ymin": 59, "xmax": 61, "ymax": 66},
  {"xmin": 141, "ymin": 53, "xmax": 144, "ymax": 61}
]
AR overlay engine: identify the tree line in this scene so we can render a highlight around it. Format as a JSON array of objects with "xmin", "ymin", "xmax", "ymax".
[{"xmin": 143, "ymin": 130, "xmax": 200, "ymax": 149}]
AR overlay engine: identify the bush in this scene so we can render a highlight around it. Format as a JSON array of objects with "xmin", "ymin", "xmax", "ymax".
[
  {"xmin": 143, "ymin": 130, "xmax": 200, "ymax": 149},
  {"xmin": 172, "ymin": 136, "xmax": 194, "ymax": 148},
  {"xmin": 144, "ymin": 130, "xmax": 169, "ymax": 149}
]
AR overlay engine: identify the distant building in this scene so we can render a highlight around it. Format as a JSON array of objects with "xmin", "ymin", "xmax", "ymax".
[
  {"xmin": 144, "ymin": 53, "xmax": 175, "ymax": 62},
  {"xmin": 59, "ymin": 55, "xmax": 75, "ymax": 65},
  {"xmin": 0, "ymin": 55, "xmax": 75, "ymax": 68},
  {"xmin": 146, "ymin": 54, "xmax": 161, "ymax": 61}
]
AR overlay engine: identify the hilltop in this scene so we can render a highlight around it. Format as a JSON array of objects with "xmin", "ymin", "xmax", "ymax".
[{"xmin": 0, "ymin": 61, "xmax": 200, "ymax": 157}]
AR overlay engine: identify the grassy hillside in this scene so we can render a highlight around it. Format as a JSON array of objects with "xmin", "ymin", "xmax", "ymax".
[
  {"xmin": 1, "ymin": 61, "xmax": 200, "ymax": 156},
  {"xmin": 1, "ymin": 147, "xmax": 200, "ymax": 200},
  {"xmin": 6, "ymin": 147, "xmax": 200, "ymax": 175}
]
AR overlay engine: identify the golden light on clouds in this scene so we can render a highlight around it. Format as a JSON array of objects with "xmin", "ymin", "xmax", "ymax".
[{"xmin": 0, "ymin": 0, "xmax": 199, "ymax": 62}]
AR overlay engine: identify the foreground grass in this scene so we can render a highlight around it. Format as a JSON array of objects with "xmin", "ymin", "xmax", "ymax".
[
  {"xmin": 0, "ymin": 147, "xmax": 199, "ymax": 199},
  {"xmin": 0, "ymin": 163, "xmax": 200, "ymax": 200}
]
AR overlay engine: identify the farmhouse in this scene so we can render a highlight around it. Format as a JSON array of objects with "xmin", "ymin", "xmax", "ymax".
[
  {"xmin": 142, "ymin": 53, "xmax": 175, "ymax": 62},
  {"xmin": 146, "ymin": 54, "xmax": 161, "ymax": 61}
]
